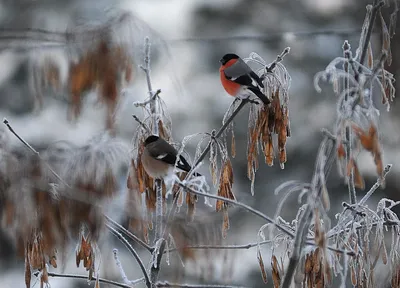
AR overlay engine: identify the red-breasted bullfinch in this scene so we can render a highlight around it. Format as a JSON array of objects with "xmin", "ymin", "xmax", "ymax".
[
  {"xmin": 219, "ymin": 53, "xmax": 270, "ymax": 105},
  {"xmin": 142, "ymin": 135, "xmax": 201, "ymax": 179}
]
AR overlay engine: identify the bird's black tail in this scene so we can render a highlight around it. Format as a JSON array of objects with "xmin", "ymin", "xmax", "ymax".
[
  {"xmin": 248, "ymin": 87, "xmax": 270, "ymax": 105},
  {"xmin": 178, "ymin": 156, "xmax": 202, "ymax": 177}
]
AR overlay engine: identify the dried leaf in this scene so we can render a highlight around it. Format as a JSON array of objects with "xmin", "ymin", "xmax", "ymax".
[
  {"xmin": 313, "ymin": 248, "xmax": 321, "ymax": 274},
  {"xmin": 41, "ymin": 266, "xmax": 49, "ymax": 284},
  {"xmin": 382, "ymin": 239, "xmax": 388, "ymax": 265},
  {"xmin": 352, "ymin": 124, "xmax": 377, "ymax": 152},
  {"xmin": 367, "ymin": 41, "xmax": 373, "ymax": 69},
  {"xmin": 25, "ymin": 247, "xmax": 31, "ymax": 288},
  {"xmin": 265, "ymin": 134, "xmax": 274, "ymax": 166},
  {"xmin": 222, "ymin": 209, "xmax": 230, "ymax": 239},
  {"xmin": 337, "ymin": 142, "xmax": 346, "ymax": 159},
  {"xmin": 50, "ymin": 255, "xmax": 57, "ymax": 268},
  {"xmin": 271, "ymin": 255, "xmax": 281, "ymax": 288},
  {"xmin": 257, "ymin": 249, "xmax": 268, "ymax": 284},
  {"xmin": 305, "ymin": 253, "xmax": 313, "ymax": 274},
  {"xmin": 351, "ymin": 265, "xmax": 357, "ymax": 286},
  {"xmin": 231, "ymin": 131, "xmax": 236, "ymax": 158},
  {"xmin": 216, "ymin": 159, "xmax": 235, "ymax": 211},
  {"xmin": 347, "ymin": 158, "xmax": 365, "ymax": 190}
]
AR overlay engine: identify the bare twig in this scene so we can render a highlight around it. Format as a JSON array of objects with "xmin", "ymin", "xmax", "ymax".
[
  {"xmin": 266, "ymin": 47, "xmax": 290, "ymax": 72},
  {"xmin": 113, "ymin": 248, "xmax": 132, "ymax": 286},
  {"xmin": 139, "ymin": 36, "xmax": 165, "ymax": 287},
  {"xmin": 358, "ymin": 0, "xmax": 385, "ymax": 71},
  {"xmin": 134, "ymin": 89, "xmax": 162, "ymax": 107},
  {"xmin": 342, "ymin": 41, "xmax": 357, "ymax": 206},
  {"xmin": 107, "ymin": 224, "xmax": 151, "ymax": 288},
  {"xmin": 167, "ymin": 240, "xmax": 272, "ymax": 252},
  {"xmin": 3, "ymin": 118, "xmax": 71, "ymax": 189},
  {"xmin": 39, "ymin": 271, "xmax": 143, "ymax": 288},
  {"xmin": 132, "ymin": 115, "xmax": 152, "ymax": 134},
  {"xmin": 105, "ymin": 215, "xmax": 153, "ymax": 252},
  {"xmin": 150, "ymin": 239, "xmax": 167, "ymax": 288},
  {"xmin": 178, "ymin": 181, "xmax": 354, "ymax": 257},
  {"xmin": 156, "ymin": 282, "xmax": 250, "ymax": 288},
  {"xmin": 358, "ymin": 164, "xmax": 392, "ymax": 206},
  {"xmin": 192, "ymin": 99, "xmax": 248, "ymax": 169}
]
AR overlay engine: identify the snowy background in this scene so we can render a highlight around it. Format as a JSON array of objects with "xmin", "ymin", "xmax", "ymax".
[{"xmin": 0, "ymin": 0, "xmax": 399, "ymax": 287}]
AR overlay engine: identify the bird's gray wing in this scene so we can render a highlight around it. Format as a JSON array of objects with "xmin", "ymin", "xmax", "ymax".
[
  {"xmin": 223, "ymin": 58, "xmax": 252, "ymax": 79},
  {"xmin": 223, "ymin": 58, "xmax": 264, "ymax": 88},
  {"xmin": 148, "ymin": 139, "xmax": 178, "ymax": 165}
]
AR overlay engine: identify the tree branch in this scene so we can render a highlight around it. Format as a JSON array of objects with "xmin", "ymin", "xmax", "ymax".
[
  {"xmin": 41, "ymin": 271, "xmax": 143, "ymax": 288},
  {"xmin": 178, "ymin": 181, "xmax": 354, "ymax": 257},
  {"xmin": 105, "ymin": 215, "xmax": 153, "ymax": 252},
  {"xmin": 358, "ymin": 0, "xmax": 385, "ymax": 70},
  {"xmin": 192, "ymin": 99, "xmax": 248, "ymax": 168},
  {"xmin": 107, "ymin": 224, "xmax": 151, "ymax": 288}
]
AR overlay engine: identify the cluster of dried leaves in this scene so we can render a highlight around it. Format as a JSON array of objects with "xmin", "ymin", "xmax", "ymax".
[
  {"xmin": 247, "ymin": 89, "xmax": 290, "ymax": 180},
  {"xmin": 33, "ymin": 38, "xmax": 133, "ymax": 133},
  {"xmin": 76, "ymin": 234, "xmax": 99, "ymax": 284},
  {"xmin": 0, "ymin": 132, "xmax": 127, "ymax": 287}
]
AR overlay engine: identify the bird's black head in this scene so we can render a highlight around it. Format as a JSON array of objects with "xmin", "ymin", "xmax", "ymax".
[
  {"xmin": 144, "ymin": 135, "xmax": 159, "ymax": 146},
  {"xmin": 220, "ymin": 53, "xmax": 239, "ymax": 65}
]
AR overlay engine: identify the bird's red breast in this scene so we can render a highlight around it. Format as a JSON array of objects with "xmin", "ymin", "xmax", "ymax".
[{"xmin": 220, "ymin": 59, "xmax": 241, "ymax": 96}]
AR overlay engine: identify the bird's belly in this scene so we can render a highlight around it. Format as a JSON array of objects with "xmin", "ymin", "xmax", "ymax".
[
  {"xmin": 142, "ymin": 151, "xmax": 172, "ymax": 179},
  {"xmin": 220, "ymin": 71, "xmax": 240, "ymax": 96}
]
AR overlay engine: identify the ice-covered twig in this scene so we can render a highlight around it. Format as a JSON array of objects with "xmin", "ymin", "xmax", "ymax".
[
  {"xmin": 140, "ymin": 37, "xmax": 163, "ymax": 246},
  {"xmin": 132, "ymin": 115, "xmax": 152, "ymax": 134},
  {"xmin": 107, "ymin": 224, "xmax": 151, "ymax": 288},
  {"xmin": 358, "ymin": 164, "xmax": 392, "ymax": 206},
  {"xmin": 357, "ymin": 0, "xmax": 385, "ymax": 74},
  {"xmin": 105, "ymin": 215, "xmax": 153, "ymax": 252},
  {"xmin": 178, "ymin": 180, "xmax": 354, "ymax": 256},
  {"xmin": 113, "ymin": 249, "xmax": 131, "ymax": 285},
  {"xmin": 166, "ymin": 240, "xmax": 273, "ymax": 253},
  {"xmin": 35, "ymin": 271, "xmax": 140, "ymax": 288},
  {"xmin": 3, "ymin": 118, "xmax": 71, "ymax": 189},
  {"xmin": 134, "ymin": 89, "xmax": 162, "ymax": 107},
  {"xmin": 266, "ymin": 47, "xmax": 290, "ymax": 73}
]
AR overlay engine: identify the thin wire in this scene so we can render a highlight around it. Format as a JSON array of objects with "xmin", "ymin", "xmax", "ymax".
[
  {"xmin": 0, "ymin": 28, "xmax": 375, "ymax": 52},
  {"xmin": 170, "ymin": 28, "xmax": 371, "ymax": 44}
]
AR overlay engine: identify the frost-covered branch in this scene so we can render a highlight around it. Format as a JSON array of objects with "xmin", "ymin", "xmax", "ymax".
[
  {"xmin": 107, "ymin": 224, "xmax": 151, "ymax": 288},
  {"xmin": 105, "ymin": 215, "xmax": 153, "ymax": 252},
  {"xmin": 138, "ymin": 37, "xmax": 166, "ymax": 287},
  {"xmin": 38, "ymin": 271, "xmax": 144, "ymax": 288},
  {"xmin": 113, "ymin": 249, "xmax": 132, "ymax": 286},
  {"xmin": 177, "ymin": 181, "xmax": 354, "ymax": 256},
  {"xmin": 357, "ymin": 0, "xmax": 385, "ymax": 74}
]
